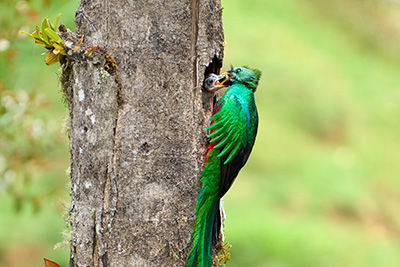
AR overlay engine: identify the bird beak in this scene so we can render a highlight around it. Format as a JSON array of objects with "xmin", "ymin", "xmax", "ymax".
[
  {"xmin": 205, "ymin": 72, "xmax": 232, "ymax": 93},
  {"xmin": 219, "ymin": 72, "xmax": 233, "ymax": 84}
]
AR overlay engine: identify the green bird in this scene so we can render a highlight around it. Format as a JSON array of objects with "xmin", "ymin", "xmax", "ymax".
[{"xmin": 187, "ymin": 66, "xmax": 261, "ymax": 267}]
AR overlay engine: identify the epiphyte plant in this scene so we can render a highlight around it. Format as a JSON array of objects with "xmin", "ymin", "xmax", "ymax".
[{"xmin": 20, "ymin": 13, "xmax": 68, "ymax": 65}]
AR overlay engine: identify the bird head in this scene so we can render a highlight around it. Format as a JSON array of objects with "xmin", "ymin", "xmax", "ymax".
[
  {"xmin": 203, "ymin": 66, "xmax": 261, "ymax": 93},
  {"xmin": 224, "ymin": 66, "xmax": 261, "ymax": 92}
]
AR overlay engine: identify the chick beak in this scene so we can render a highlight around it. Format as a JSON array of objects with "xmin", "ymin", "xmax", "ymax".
[{"xmin": 205, "ymin": 72, "xmax": 232, "ymax": 93}]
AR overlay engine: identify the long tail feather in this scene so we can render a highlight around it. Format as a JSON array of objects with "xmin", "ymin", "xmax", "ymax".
[{"xmin": 187, "ymin": 149, "xmax": 221, "ymax": 267}]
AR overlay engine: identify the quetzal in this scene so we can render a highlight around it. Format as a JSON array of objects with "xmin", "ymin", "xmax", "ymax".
[{"xmin": 187, "ymin": 66, "xmax": 261, "ymax": 267}]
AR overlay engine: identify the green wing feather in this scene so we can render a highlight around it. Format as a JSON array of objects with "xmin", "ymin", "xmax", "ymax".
[{"xmin": 206, "ymin": 94, "xmax": 249, "ymax": 164}]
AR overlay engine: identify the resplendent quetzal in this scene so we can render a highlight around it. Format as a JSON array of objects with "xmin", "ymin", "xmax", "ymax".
[{"xmin": 187, "ymin": 66, "xmax": 261, "ymax": 267}]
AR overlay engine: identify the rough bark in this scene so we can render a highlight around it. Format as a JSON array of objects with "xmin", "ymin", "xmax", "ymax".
[{"xmin": 64, "ymin": 0, "xmax": 224, "ymax": 266}]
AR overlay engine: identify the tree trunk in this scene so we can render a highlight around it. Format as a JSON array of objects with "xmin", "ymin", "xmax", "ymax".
[{"xmin": 63, "ymin": 0, "xmax": 224, "ymax": 266}]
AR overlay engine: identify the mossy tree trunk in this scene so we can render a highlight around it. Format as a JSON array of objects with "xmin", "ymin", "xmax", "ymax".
[{"xmin": 63, "ymin": 0, "xmax": 224, "ymax": 266}]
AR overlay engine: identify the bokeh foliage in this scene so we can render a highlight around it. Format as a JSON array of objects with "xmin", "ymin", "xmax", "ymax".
[
  {"xmin": 222, "ymin": 0, "xmax": 400, "ymax": 266},
  {"xmin": 1, "ymin": 0, "xmax": 400, "ymax": 266},
  {"xmin": 0, "ymin": 0, "xmax": 77, "ymax": 266}
]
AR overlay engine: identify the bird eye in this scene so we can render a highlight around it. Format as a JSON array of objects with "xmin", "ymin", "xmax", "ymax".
[{"xmin": 236, "ymin": 68, "xmax": 241, "ymax": 73}]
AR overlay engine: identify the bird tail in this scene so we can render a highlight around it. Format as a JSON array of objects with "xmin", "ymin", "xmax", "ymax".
[{"xmin": 187, "ymin": 149, "xmax": 221, "ymax": 267}]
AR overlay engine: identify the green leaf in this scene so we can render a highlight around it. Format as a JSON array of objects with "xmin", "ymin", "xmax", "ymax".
[
  {"xmin": 41, "ymin": 17, "xmax": 50, "ymax": 43},
  {"xmin": 19, "ymin": 31, "xmax": 34, "ymax": 37},
  {"xmin": 45, "ymin": 28, "xmax": 61, "ymax": 43},
  {"xmin": 20, "ymin": 29, "xmax": 42, "ymax": 43},
  {"xmin": 31, "ymin": 30, "xmax": 40, "ymax": 39},
  {"xmin": 34, "ymin": 39, "xmax": 47, "ymax": 46},
  {"xmin": 51, "ymin": 13, "xmax": 63, "ymax": 31},
  {"xmin": 45, "ymin": 17, "xmax": 52, "ymax": 29}
]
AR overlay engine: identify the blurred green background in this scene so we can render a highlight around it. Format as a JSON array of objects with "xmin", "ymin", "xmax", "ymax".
[{"xmin": 1, "ymin": 0, "xmax": 400, "ymax": 266}]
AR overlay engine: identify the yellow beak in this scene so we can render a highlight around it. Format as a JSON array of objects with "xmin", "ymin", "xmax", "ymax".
[
  {"xmin": 219, "ymin": 72, "xmax": 232, "ymax": 85},
  {"xmin": 204, "ymin": 72, "xmax": 232, "ymax": 93}
]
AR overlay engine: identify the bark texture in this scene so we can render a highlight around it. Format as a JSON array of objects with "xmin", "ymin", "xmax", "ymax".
[{"xmin": 65, "ymin": 0, "xmax": 224, "ymax": 266}]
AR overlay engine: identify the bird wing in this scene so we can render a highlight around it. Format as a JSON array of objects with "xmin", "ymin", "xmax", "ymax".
[
  {"xmin": 206, "ymin": 94, "xmax": 249, "ymax": 165},
  {"xmin": 206, "ymin": 93, "xmax": 252, "ymax": 199}
]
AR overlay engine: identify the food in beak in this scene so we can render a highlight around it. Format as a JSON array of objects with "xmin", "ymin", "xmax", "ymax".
[{"xmin": 203, "ymin": 73, "xmax": 231, "ymax": 93}]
